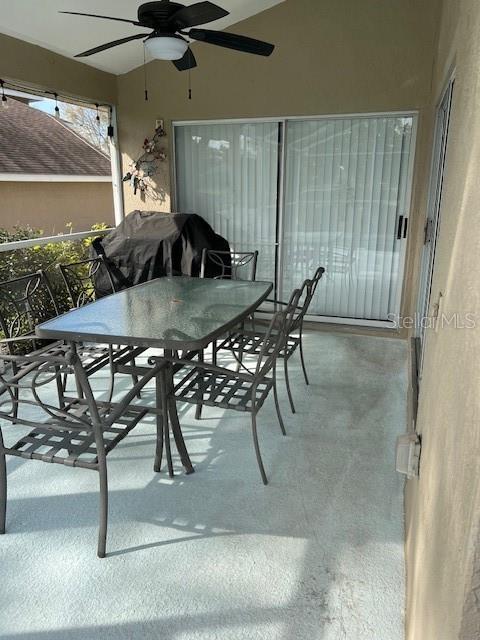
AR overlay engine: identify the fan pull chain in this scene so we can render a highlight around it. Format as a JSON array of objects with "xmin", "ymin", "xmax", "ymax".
[
  {"xmin": 143, "ymin": 44, "xmax": 149, "ymax": 101},
  {"xmin": 188, "ymin": 69, "xmax": 192, "ymax": 100}
]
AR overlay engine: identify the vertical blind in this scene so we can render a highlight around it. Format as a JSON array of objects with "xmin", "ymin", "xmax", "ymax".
[
  {"xmin": 175, "ymin": 122, "xmax": 279, "ymax": 281},
  {"xmin": 282, "ymin": 117, "xmax": 414, "ymax": 320},
  {"xmin": 175, "ymin": 115, "xmax": 415, "ymax": 323}
]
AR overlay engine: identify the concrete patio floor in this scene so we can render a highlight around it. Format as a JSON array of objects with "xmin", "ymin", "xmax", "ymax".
[{"xmin": 0, "ymin": 331, "xmax": 407, "ymax": 640}]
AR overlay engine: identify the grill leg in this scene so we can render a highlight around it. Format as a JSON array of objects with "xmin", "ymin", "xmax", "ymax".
[
  {"xmin": 0, "ymin": 432, "xmax": 6, "ymax": 535},
  {"xmin": 97, "ymin": 459, "xmax": 108, "ymax": 558},
  {"xmin": 251, "ymin": 409, "xmax": 268, "ymax": 485},
  {"xmin": 283, "ymin": 356, "xmax": 296, "ymax": 414},
  {"xmin": 273, "ymin": 364, "xmax": 286, "ymax": 435},
  {"xmin": 299, "ymin": 325, "xmax": 309, "ymax": 386}
]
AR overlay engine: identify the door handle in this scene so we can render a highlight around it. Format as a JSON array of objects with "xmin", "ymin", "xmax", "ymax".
[
  {"xmin": 403, "ymin": 217, "xmax": 408, "ymax": 239},
  {"xmin": 397, "ymin": 215, "xmax": 404, "ymax": 240}
]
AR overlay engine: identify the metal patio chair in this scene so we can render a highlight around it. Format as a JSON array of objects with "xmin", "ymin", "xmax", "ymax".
[
  {"xmin": 58, "ymin": 255, "xmax": 117, "ymax": 308},
  {"xmin": 216, "ymin": 266, "xmax": 326, "ymax": 413},
  {"xmin": 0, "ymin": 345, "xmax": 165, "ymax": 558},
  {"xmin": 58, "ymin": 257, "xmax": 144, "ymax": 400},
  {"xmin": 0, "ymin": 271, "xmax": 67, "ymax": 415},
  {"xmin": 200, "ymin": 249, "xmax": 259, "ymax": 281},
  {"xmin": 198, "ymin": 249, "xmax": 259, "ymax": 374},
  {"xmin": 151, "ymin": 305, "xmax": 297, "ymax": 485}
]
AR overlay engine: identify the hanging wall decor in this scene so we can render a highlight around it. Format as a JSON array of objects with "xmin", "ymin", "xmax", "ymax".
[{"xmin": 122, "ymin": 123, "xmax": 167, "ymax": 197}]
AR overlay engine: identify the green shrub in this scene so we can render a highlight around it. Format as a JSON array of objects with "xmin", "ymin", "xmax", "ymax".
[{"xmin": 0, "ymin": 223, "xmax": 108, "ymax": 314}]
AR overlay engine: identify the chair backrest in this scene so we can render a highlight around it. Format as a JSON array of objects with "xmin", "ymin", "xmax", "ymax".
[
  {"xmin": 289, "ymin": 279, "xmax": 313, "ymax": 332},
  {"xmin": 0, "ymin": 347, "xmax": 102, "ymax": 434},
  {"xmin": 255, "ymin": 289, "xmax": 302, "ymax": 379},
  {"xmin": 200, "ymin": 249, "xmax": 259, "ymax": 281},
  {"xmin": 0, "ymin": 271, "xmax": 59, "ymax": 354},
  {"xmin": 311, "ymin": 266, "xmax": 325, "ymax": 296},
  {"xmin": 287, "ymin": 267, "xmax": 325, "ymax": 330},
  {"xmin": 58, "ymin": 256, "xmax": 117, "ymax": 308}
]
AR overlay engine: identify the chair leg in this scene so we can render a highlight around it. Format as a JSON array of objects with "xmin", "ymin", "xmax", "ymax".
[
  {"xmin": 273, "ymin": 364, "xmax": 287, "ymax": 435},
  {"xmin": 97, "ymin": 459, "xmax": 108, "ymax": 558},
  {"xmin": 283, "ymin": 356, "xmax": 296, "ymax": 414},
  {"xmin": 54, "ymin": 365, "xmax": 65, "ymax": 409},
  {"xmin": 299, "ymin": 326, "xmax": 310, "ymax": 386},
  {"xmin": 195, "ymin": 350, "xmax": 204, "ymax": 420},
  {"xmin": 234, "ymin": 320, "xmax": 246, "ymax": 372},
  {"xmin": 129, "ymin": 351, "xmax": 141, "ymax": 399},
  {"xmin": 106, "ymin": 347, "xmax": 116, "ymax": 403},
  {"xmin": 154, "ymin": 374, "xmax": 164, "ymax": 473},
  {"xmin": 12, "ymin": 385, "xmax": 19, "ymax": 423},
  {"xmin": 0, "ymin": 434, "xmax": 6, "ymax": 535},
  {"xmin": 251, "ymin": 410, "xmax": 268, "ymax": 485}
]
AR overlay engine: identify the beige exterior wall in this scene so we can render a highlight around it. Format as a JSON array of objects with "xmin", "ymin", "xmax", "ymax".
[
  {"xmin": 116, "ymin": 0, "xmax": 441, "ymax": 322},
  {"xmin": 1, "ymin": 3, "xmax": 480, "ymax": 637},
  {"xmin": 0, "ymin": 33, "xmax": 116, "ymax": 104},
  {"xmin": 405, "ymin": 0, "xmax": 480, "ymax": 637},
  {"xmin": 0, "ymin": 181, "xmax": 114, "ymax": 234},
  {"xmin": 0, "ymin": 33, "xmax": 117, "ymax": 236}
]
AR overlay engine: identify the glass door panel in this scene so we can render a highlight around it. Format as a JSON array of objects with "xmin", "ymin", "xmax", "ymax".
[
  {"xmin": 282, "ymin": 116, "xmax": 414, "ymax": 320},
  {"xmin": 175, "ymin": 122, "xmax": 279, "ymax": 282}
]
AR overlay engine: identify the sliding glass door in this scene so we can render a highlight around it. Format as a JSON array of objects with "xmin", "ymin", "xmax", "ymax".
[
  {"xmin": 174, "ymin": 114, "xmax": 416, "ymax": 325},
  {"xmin": 282, "ymin": 116, "xmax": 414, "ymax": 320},
  {"xmin": 175, "ymin": 122, "xmax": 279, "ymax": 282}
]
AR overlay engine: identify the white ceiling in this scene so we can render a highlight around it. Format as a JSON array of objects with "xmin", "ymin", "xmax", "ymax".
[{"xmin": 0, "ymin": 0, "xmax": 284, "ymax": 75}]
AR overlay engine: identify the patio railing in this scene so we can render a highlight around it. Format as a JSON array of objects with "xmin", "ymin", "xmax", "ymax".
[{"xmin": 0, "ymin": 228, "xmax": 113, "ymax": 253}]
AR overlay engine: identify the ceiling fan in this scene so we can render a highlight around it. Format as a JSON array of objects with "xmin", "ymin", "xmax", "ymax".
[{"xmin": 61, "ymin": 1, "xmax": 275, "ymax": 71}]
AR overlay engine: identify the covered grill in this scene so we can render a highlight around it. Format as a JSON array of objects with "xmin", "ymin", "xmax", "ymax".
[{"xmin": 91, "ymin": 211, "xmax": 230, "ymax": 291}]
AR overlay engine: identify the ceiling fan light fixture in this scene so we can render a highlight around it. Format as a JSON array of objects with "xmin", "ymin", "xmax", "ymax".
[{"xmin": 145, "ymin": 35, "xmax": 188, "ymax": 60}]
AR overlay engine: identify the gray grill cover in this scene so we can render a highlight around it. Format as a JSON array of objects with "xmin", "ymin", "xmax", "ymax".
[{"xmin": 91, "ymin": 211, "xmax": 230, "ymax": 291}]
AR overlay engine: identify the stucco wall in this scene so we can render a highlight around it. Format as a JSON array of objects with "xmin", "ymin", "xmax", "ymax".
[
  {"xmin": 405, "ymin": 0, "xmax": 480, "ymax": 637},
  {"xmin": 0, "ymin": 34, "xmax": 118, "ymax": 235},
  {"xmin": 0, "ymin": 33, "xmax": 116, "ymax": 104},
  {"xmin": 0, "ymin": 182, "xmax": 114, "ymax": 234},
  {"xmin": 116, "ymin": 0, "xmax": 441, "ymax": 319}
]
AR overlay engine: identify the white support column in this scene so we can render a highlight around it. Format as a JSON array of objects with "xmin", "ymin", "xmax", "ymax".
[{"xmin": 109, "ymin": 105, "xmax": 125, "ymax": 226}]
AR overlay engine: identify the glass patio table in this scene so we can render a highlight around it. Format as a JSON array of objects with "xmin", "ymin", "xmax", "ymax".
[{"xmin": 36, "ymin": 276, "xmax": 273, "ymax": 474}]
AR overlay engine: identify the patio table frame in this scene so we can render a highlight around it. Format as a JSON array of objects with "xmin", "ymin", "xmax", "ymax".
[{"xmin": 36, "ymin": 276, "xmax": 273, "ymax": 476}]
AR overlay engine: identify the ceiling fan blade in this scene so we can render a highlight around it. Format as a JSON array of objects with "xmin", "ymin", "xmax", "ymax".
[
  {"xmin": 188, "ymin": 29, "xmax": 275, "ymax": 56},
  {"xmin": 173, "ymin": 48, "xmax": 197, "ymax": 71},
  {"xmin": 75, "ymin": 33, "xmax": 150, "ymax": 58},
  {"xmin": 170, "ymin": 2, "xmax": 228, "ymax": 29},
  {"xmin": 59, "ymin": 11, "xmax": 142, "ymax": 26}
]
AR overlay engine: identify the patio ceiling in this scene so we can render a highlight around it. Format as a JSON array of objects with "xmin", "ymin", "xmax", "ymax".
[{"xmin": 0, "ymin": 0, "xmax": 285, "ymax": 75}]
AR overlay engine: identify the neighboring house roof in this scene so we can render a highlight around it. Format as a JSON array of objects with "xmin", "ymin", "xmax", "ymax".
[{"xmin": 0, "ymin": 98, "xmax": 111, "ymax": 176}]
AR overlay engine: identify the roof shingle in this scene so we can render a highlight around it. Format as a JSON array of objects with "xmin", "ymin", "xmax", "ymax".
[{"xmin": 0, "ymin": 99, "xmax": 111, "ymax": 176}]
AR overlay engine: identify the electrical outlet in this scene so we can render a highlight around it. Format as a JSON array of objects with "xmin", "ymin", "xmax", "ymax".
[
  {"xmin": 155, "ymin": 119, "xmax": 164, "ymax": 131},
  {"xmin": 396, "ymin": 433, "xmax": 421, "ymax": 478}
]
